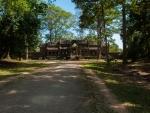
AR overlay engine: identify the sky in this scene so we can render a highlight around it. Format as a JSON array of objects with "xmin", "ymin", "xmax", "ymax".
[
  {"xmin": 54, "ymin": 0, "xmax": 76, "ymax": 14},
  {"xmin": 54, "ymin": 0, "xmax": 123, "ymax": 49}
]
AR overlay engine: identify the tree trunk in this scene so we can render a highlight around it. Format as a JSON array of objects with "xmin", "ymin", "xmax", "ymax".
[
  {"xmin": 122, "ymin": 2, "xmax": 127, "ymax": 64},
  {"xmin": 5, "ymin": 48, "xmax": 11, "ymax": 59},
  {"xmin": 25, "ymin": 46, "xmax": 29, "ymax": 60},
  {"xmin": 25, "ymin": 35, "xmax": 29, "ymax": 60},
  {"xmin": 97, "ymin": 14, "xmax": 102, "ymax": 60},
  {"xmin": 105, "ymin": 36, "xmax": 109, "ymax": 63},
  {"xmin": 45, "ymin": 43, "xmax": 48, "ymax": 59},
  {"xmin": 49, "ymin": 29, "xmax": 53, "ymax": 43},
  {"xmin": 101, "ymin": 4, "xmax": 109, "ymax": 63},
  {"xmin": 18, "ymin": 51, "xmax": 22, "ymax": 61}
]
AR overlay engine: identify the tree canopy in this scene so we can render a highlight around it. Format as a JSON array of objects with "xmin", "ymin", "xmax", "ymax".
[
  {"xmin": 72, "ymin": 0, "xmax": 150, "ymax": 62},
  {"xmin": 0, "ymin": 0, "xmax": 48, "ymax": 59},
  {"xmin": 44, "ymin": 4, "xmax": 76, "ymax": 42},
  {"xmin": 0, "ymin": 0, "xmax": 149, "ymax": 62}
]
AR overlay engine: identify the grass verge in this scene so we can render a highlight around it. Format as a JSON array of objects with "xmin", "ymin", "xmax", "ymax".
[
  {"xmin": 84, "ymin": 62, "xmax": 150, "ymax": 113},
  {"xmin": 0, "ymin": 60, "xmax": 49, "ymax": 80},
  {"xmin": 79, "ymin": 72, "xmax": 116, "ymax": 113}
]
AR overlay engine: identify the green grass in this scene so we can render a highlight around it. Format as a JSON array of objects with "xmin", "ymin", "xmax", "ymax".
[
  {"xmin": 84, "ymin": 62, "xmax": 150, "ymax": 113},
  {"xmin": 0, "ymin": 60, "xmax": 49, "ymax": 79},
  {"xmin": 79, "ymin": 73, "xmax": 117, "ymax": 113}
]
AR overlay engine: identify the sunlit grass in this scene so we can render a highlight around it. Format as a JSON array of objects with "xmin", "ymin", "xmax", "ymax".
[
  {"xmin": 84, "ymin": 62, "xmax": 150, "ymax": 113},
  {"xmin": 0, "ymin": 60, "xmax": 49, "ymax": 79}
]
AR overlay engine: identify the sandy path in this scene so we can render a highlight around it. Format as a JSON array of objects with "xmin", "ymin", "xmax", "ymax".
[
  {"xmin": 0, "ymin": 61, "xmax": 127, "ymax": 113},
  {"xmin": 0, "ymin": 62, "xmax": 93, "ymax": 113}
]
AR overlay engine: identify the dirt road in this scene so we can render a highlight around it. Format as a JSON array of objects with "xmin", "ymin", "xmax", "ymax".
[{"xmin": 0, "ymin": 61, "xmax": 121, "ymax": 113}]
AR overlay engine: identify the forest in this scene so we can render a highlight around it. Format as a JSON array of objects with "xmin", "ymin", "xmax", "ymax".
[{"xmin": 0, "ymin": 0, "xmax": 149, "ymax": 63}]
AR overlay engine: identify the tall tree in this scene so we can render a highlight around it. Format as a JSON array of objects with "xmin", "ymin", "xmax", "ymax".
[
  {"xmin": 0, "ymin": 0, "xmax": 30, "ymax": 59},
  {"xmin": 120, "ymin": 0, "xmax": 127, "ymax": 64},
  {"xmin": 44, "ymin": 5, "xmax": 75, "ymax": 42},
  {"xmin": 72, "ymin": 0, "xmax": 119, "ymax": 62},
  {"xmin": 127, "ymin": 0, "xmax": 150, "ymax": 61},
  {"xmin": 0, "ymin": 0, "xmax": 48, "ymax": 60}
]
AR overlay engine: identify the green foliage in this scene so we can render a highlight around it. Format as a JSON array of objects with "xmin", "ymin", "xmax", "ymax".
[
  {"xmin": 73, "ymin": 0, "xmax": 121, "ymax": 62},
  {"xmin": 109, "ymin": 39, "xmax": 122, "ymax": 53},
  {"xmin": 73, "ymin": 0, "xmax": 150, "ymax": 61},
  {"xmin": 109, "ymin": 43, "xmax": 121, "ymax": 53},
  {"xmin": 0, "ymin": 0, "xmax": 149, "ymax": 61},
  {"xmin": 72, "ymin": 0, "xmax": 119, "ymax": 33},
  {"xmin": 0, "ymin": 0, "xmax": 49, "ymax": 59},
  {"xmin": 127, "ymin": 0, "xmax": 150, "ymax": 60},
  {"xmin": 44, "ymin": 4, "xmax": 76, "ymax": 41}
]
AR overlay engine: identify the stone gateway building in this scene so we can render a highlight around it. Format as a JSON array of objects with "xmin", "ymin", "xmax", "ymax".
[{"xmin": 40, "ymin": 40, "xmax": 106, "ymax": 59}]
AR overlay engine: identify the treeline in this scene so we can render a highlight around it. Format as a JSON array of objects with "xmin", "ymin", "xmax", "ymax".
[
  {"xmin": 127, "ymin": 0, "xmax": 150, "ymax": 61},
  {"xmin": 0, "ymin": 0, "xmax": 48, "ymax": 60},
  {"xmin": 0, "ymin": 0, "xmax": 79, "ymax": 60},
  {"xmin": 72, "ymin": 0, "xmax": 150, "ymax": 63},
  {"xmin": 0, "ymin": 0, "xmax": 149, "ymax": 62}
]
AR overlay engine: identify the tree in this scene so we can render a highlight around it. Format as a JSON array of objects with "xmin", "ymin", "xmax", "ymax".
[
  {"xmin": 19, "ymin": 0, "xmax": 47, "ymax": 60},
  {"xmin": 72, "ymin": 0, "xmax": 103, "ymax": 59},
  {"xmin": 0, "ymin": 0, "xmax": 48, "ymax": 60},
  {"xmin": 109, "ymin": 39, "xmax": 121, "ymax": 53},
  {"xmin": 44, "ymin": 4, "xmax": 76, "ymax": 42},
  {"xmin": 120, "ymin": 0, "xmax": 127, "ymax": 64},
  {"xmin": 127, "ymin": 0, "xmax": 150, "ymax": 61},
  {"xmin": 72, "ymin": 0, "xmax": 119, "ymax": 62},
  {"xmin": 0, "ymin": 0, "xmax": 30, "ymax": 59}
]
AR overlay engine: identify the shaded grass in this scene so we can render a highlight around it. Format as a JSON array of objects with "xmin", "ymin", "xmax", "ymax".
[
  {"xmin": 84, "ymin": 62, "xmax": 150, "ymax": 113},
  {"xmin": 0, "ymin": 60, "xmax": 49, "ymax": 79},
  {"xmin": 79, "ymin": 72, "xmax": 116, "ymax": 113}
]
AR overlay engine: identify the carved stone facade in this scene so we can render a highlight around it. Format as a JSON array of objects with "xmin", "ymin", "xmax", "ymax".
[{"xmin": 40, "ymin": 40, "xmax": 105, "ymax": 59}]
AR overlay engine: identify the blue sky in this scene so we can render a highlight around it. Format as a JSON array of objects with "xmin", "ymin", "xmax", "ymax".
[
  {"xmin": 54, "ymin": 0, "xmax": 123, "ymax": 49},
  {"xmin": 54, "ymin": 0, "xmax": 76, "ymax": 14}
]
